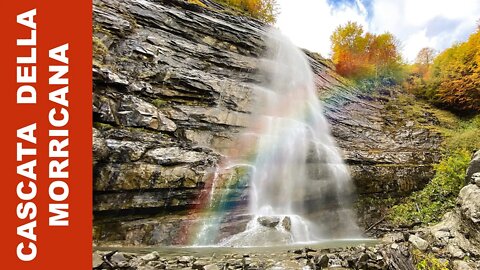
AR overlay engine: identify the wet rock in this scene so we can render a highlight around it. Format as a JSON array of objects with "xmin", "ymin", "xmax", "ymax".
[
  {"xmin": 203, "ymin": 264, "xmax": 220, "ymax": 270},
  {"xmin": 193, "ymin": 259, "xmax": 209, "ymax": 269},
  {"xmin": 314, "ymin": 254, "xmax": 329, "ymax": 268},
  {"xmin": 282, "ymin": 216, "xmax": 292, "ymax": 232},
  {"xmin": 257, "ymin": 216, "xmax": 280, "ymax": 228},
  {"xmin": 111, "ymin": 252, "xmax": 128, "ymax": 267},
  {"xmin": 141, "ymin": 251, "xmax": 159, "ymax": 262},
  {"xmin": 409, "ymin": 234, "xmax": 429, "ymax": 251},
  {"xmin": 178, "ymin": 256, "xmax": 194, "ymax": 264},
  {"xmin": 356, "ymin": 253, "xmax": 369, "ymax": 269}
]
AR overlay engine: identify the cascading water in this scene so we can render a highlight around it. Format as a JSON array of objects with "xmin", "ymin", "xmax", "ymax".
[{"xmin": 195, "ymin": 30, "xmax": 360, "ymax": 246}]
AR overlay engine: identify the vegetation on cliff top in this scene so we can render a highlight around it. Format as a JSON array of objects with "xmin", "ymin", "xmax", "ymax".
[
  {"xmin": 330, "ymin": 22, "xmax": 405, "ymax": 84},
  {"xmin": 405, "ymin": 27, "xmax": 480, "ymax": 112},
  {"xmin": 332, "ymin": 21, "xmax": 480, "ymax": 113},
  {"xmin": 189, "ymin": 0, "xmax": 278, "ymax": 23}
]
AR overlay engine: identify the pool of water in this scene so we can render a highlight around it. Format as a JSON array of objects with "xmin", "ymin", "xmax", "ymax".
[{"xmin": 95, "ymin": 239, "xmax": 381, "ymax": 257}]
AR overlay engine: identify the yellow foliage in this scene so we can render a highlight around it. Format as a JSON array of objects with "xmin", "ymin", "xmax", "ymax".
[
  {"xmin": 330, "ymin": 22, "xmax": 403, "ymax": 82},
  {"xmin": 214, "ymin": 0, "xmax": 278, "ymax": 24},
  {"xmin": 421, "ymin": 29, "xmax": 480, "ymax": 111}
]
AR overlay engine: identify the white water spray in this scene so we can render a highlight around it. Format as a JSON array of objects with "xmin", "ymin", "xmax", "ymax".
[{"xmin": 197, "ymin": 30, "xmax": 360, "ymax": 246}]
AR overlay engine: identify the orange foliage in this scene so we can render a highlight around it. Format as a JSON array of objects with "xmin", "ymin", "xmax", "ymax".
[
  {"xmin": 330, "ymin": 22, "xmax": 403, "ymax": 81},
  {"xmin": 427, "ymin": 29, "xmax": 480, "ymax": 111}
]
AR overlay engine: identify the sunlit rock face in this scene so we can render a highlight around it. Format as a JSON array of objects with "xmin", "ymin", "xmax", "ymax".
[{"xmin": 92, "ymin": 0, "xmax": 441, "ymax": 245}]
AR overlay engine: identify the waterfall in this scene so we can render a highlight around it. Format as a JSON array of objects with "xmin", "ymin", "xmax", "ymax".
[{"xmin": 196, "ymin": 30, "xmax": 360, "ymax": 246}]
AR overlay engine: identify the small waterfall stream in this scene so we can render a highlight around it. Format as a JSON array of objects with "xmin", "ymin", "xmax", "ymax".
[{"xmin": 196, "ymin": 30, "xmax": 360, "ymax": 246}]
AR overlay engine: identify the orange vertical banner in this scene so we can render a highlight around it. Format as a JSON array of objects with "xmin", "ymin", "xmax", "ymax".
[{"xmin": 2, "ymin": 1, "xmax": 92, "ymax": 269}]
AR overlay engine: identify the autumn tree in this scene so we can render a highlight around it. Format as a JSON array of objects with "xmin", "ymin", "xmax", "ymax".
[
  {"xmin": 331, "ymin": 22, "xmax": 371, "ymax": 79},
  {"xmin": 427, "ymin": 29, "xmax": 480, "ymax": 111},
  {"xmin": 215, "ymin": 0, "xmax": 278, "ymax": 24},
  {"xmin": 414, "ymin": 47, "xmax": 436, "ymax": 78},
  {"xmin": 330, "ymin": 22, "xmax": 404, "ymax": 83}
]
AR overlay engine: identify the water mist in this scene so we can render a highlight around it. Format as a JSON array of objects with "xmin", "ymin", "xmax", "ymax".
[{"xmin": 196, "ymin": 30, "xmax": 360, "ymax": 247}]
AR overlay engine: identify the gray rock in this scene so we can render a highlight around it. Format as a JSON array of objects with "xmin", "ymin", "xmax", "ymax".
[
  {"xmin": 92, "ymin": 128, "xmax": 109, "ymax": 163},
  {"xmin": 453, "ymin": 260, "xmax": 473, "ymax": 270},
  {"xmin": 111, "ymin": 252, "xmax": 128, "ymax": 266},
  {"xmin": 447, "ymin": 244, "xmax": 465, "ymax": 259},
  {"xmin": 383, "ymin": 232, "xmax": 404, "ymax": 243},
  {"xmin": 141, "ymin": 251, "xmax": 159, "ymax": 262},
  {"xmin": 408, "ymin": 235, "xmax": 429, "ymax": 251},
  {"xmin": 92, "ymin": 251, "xmax": 104, "ymax": 268},
  {"xmin": 193, "ymin": 259, "xmax": 209, "ymax": 269},
  {"xmin": 203, "ymin": 264, "xmax": 220, "ymax": 270},
  {"xmin": 458, "ymin": 184, "xmax": 480, "ymax": 223},
  {"xmin": 281, "ymin": 217, "xmax": 292, "ymax": 232},
  {"xmin": 466, "ymin": 150, "xmax": 480, "ymax": 184},
  {"xmin": 315, "ymin": 254, "xmax": 329, "ymax": 268},
  {"xmin": 178, "ymin": 256, "xmax": 194, "ymax": 264},
  {"xmin": 257, "ymin": 216, "xmax": 280, "ymax": 228},
  {"xmin": 473, "ymin": 172, "xmax": 480, "ymax": 187}
]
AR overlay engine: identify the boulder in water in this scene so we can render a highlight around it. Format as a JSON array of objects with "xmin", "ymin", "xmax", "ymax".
[
  {"xmin": 282, "ymin": 216, "xmax": 292, "ymax": 231},
  {"xmin": 257, "ymin": 216, "xmax": 280, "ymax": 228}
]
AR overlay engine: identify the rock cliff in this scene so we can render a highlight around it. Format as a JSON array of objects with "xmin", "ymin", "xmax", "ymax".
[{"xmin": 92, "ymin": 0, "xmax": 442, "ymax": 245}]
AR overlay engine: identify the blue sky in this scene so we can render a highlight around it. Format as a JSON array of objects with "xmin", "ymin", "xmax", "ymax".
[{"xmin": 275, "ymin": 0, "xmax": 480, "ymax": 62}]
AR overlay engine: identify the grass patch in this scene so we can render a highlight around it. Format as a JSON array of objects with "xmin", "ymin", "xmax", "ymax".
[
  {"xmin": 94, "ymin": 122, "xmax": 114, "ymax": 130},
  {"xmin": 93, "ymin": 36, "xmax": 108, "ymax": 60},
  {"xmin": 152, "ymin": 98, "xmax": 168, "ymax": 108}
]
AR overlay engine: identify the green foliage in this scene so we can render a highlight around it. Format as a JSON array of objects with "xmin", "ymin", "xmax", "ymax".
[
  {"xmin": 330, "ymin": 22, "xmax": 405, "ymax": 84},
  {"xmin": 442, "ymin": 115, "xmax": 480, "ymax": 152},
  {"xmin": 93, "ymin": 122, "xmax": 114, "ymax": 130},
  {"xmin": 152, "ymin": 98, "xmax": 168, "ymax": 107},
  {"xmin": 389, "ymin": 148, "xmax": 471, "ymax": 225},
  {"xmin": 386, "ymin": 92, "xmax": 479, "ymax": 225},
  {"xmin": 414, "ymin": 250, "xmax": 449, "ymax": 270}
]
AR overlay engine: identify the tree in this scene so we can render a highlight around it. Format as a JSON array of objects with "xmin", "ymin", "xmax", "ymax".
[
  {"xmin": 415, "ymin": 47, "xmax": 436, "ymax": 66},
  {"xmin": 218, "ymin": 0, "xmax": 278, "ymax": 24},
  {"xmin": 330, "ymin": 21, "xmax": 403, "ymax": 83},
  {"xmin": 424, "ymin": 29, "xmax": 480, "ymax": 111}
]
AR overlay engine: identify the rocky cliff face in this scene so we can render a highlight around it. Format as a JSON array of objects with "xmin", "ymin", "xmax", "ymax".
[{"xmin": 92, "ymin": 0, "xmax": 441, "ymax": 245}]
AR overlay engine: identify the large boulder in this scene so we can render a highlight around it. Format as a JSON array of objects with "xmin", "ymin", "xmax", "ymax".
[
  {"xmin": 458, "ymin": 184, "xmax": 480, "ymax": 225},
  {"xmin": 466, "ymin": 150, "xmax": 480, "ymax": 184}
]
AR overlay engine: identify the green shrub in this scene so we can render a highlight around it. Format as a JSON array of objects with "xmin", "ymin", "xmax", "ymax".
[
  {"xmin": 415, "ymin": 253, "xmax": 449, "ymax": 270},
  {"xmin": 389, "ymin": 149, "xmax": 471, "ymax": 225}
]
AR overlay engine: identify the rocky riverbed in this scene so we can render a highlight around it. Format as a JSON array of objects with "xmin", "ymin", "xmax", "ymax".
[{"xmin": 93, "ymin": 156, "xmax": 480, "ymax": 269}]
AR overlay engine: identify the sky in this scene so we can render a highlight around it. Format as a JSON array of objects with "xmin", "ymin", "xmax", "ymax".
[{"xmin": 275, "ymin": 0, "xmax": 480, "ymax": 62}]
